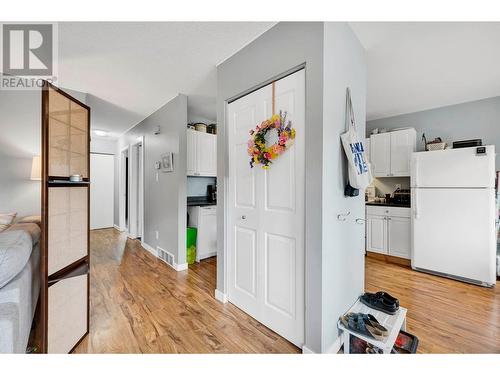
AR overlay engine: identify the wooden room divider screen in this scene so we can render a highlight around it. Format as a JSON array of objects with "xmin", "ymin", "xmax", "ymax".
[{"xmin": 40, "ymin": 83, "xmax": 90, "ymax": 353}]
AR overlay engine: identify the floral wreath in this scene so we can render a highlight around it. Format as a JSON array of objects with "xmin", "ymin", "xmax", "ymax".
[{"xmin": 247, "ymin": 111, "xmax": 296, "ymax": 169}]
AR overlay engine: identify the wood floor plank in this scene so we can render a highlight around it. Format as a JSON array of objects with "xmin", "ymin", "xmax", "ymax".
[
  {"xmin": 73, "ymin": 228, "xmax": 300, "ymax": 354},
  {"xmin": 365, "ymin": 256, "xmax": 500, "ymax": 353},
  {"xmin": 74, "ymin": 228, "xmax": 499, "ymax": 354}
]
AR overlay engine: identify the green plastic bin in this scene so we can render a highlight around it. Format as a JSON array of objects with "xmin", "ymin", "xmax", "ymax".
[{"xmin": 187, "ymin": 227, "xmax": 197, "ymax": 264}]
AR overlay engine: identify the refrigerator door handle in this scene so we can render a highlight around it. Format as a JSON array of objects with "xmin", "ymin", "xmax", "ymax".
[
  {"xmin": 413, "ymin": 189, "xmax": 419, "ymax": 219},
  {"xmin": 412, "ymin": 157, "xmax": 419, "ymax": 187}
]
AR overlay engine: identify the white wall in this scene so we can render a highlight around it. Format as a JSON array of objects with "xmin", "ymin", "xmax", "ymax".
[
  {"xmin": 321, "ymin": 22, "xmax": 366, "ymax": 351},
  {"xmin": 0, "ymin": 89, "xmax": 41, "ymax": 218}
]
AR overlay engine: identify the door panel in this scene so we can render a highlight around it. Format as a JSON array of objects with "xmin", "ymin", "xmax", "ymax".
[
  {"xmin": 388, "ymin": 216, "xmax": 411, "ymax": 259},
  {"xmin": 197, "ymin": 132, "xmax": 217, "ymax": 176},
  {"xmin": 265, "ymin": 232, "xmax": 295, "ymax": 317},
  {"xmin": 90, "ymin": 154, "xmax": 114, "ymax": 230},
  {"xmin": 186, "ymin": 129, "xmax": 197, "ymax": 176},
  {"xmin": 234, "ymin": 226, "xmax": 257, "ymax": 299},
  {"xmin": 366, "ymin": 215, "xmax": 387, "ymax": 254},
  {"xmin": 412, "ymin": 188, "xmax": 496, "ymax": 284},
  {"xmin": 411, "ymin": 145, "xmax": 495, "ymax": 188},
  {"xmin": 390, "ymin": 130, "xmax": 413, "ymax": 176},
  {"xmin": 370, "ymin": 133, "xmax": 390, "ymax": 177},
  {"xmin": 227, "ymin": 70, "xmax": 305, "ymax": 347}
]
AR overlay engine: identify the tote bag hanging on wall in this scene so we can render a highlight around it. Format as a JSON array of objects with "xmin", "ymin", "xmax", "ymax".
[{"xmin": 341, "ymin": 88, "xmax": 372, "ymax": 191}]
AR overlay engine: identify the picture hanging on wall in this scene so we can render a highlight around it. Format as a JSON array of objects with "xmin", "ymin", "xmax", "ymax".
[{"xmin": 161, "ymin": 152, "xmax": 173, "ymax": 172}]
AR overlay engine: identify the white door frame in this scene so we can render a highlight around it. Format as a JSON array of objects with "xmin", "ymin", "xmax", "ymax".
[
  {"xmin": 119, "ymin": 146, "xmax": 129, "ymax": 232},
  {"xmin": 128, "ymin": 137, "xmax": 145, "ymax": 240},
  {"xmin": 221, "ymin": 68, "xmax": 306, "ymax": 347}
]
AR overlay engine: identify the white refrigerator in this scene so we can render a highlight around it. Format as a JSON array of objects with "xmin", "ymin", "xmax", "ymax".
[{"xmin": 411, "ymin": 145, "xmax": 496, "ymax": 287}]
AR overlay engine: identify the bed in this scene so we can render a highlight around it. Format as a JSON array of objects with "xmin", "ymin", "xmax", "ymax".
[{"xmin": 0, "ymin": 222, "xmax": 41, "ymax": 354}]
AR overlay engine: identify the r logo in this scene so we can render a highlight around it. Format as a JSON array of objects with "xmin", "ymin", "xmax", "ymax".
[{"xmin": 2, "ymin": 24, "xmax": 53, "ymax": 76}]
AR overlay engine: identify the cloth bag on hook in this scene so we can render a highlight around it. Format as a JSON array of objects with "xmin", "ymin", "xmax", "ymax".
[{"xmin": 340, "ymin": 88, "xmax": 373, "ymax": 190}]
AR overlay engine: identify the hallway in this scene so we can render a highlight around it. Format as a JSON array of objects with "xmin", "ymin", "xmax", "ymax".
[{"xmin": 74, "ymin": 229, "xmax": 300, "ymax": 353}]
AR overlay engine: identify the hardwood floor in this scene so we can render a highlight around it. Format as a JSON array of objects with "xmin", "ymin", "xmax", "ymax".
[
  {"xmin": 73, "ymin": 228, "xmax": 300, "ymax": 353},
  {"xmin": 365, "ymin": 256, "xmax": 500, "ymax": 353},
  {"xmin": 74, "ymin": 228, "xmax": 499, "ymax": 354}
]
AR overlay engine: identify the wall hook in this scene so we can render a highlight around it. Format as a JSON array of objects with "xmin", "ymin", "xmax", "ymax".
[
  {"xmin": 337, "ymin": 211, "xmax": 351, "ymax": 221},
  {"xmin": 355, "ymin": 218, "xmax": 366, "ymax": 225}
]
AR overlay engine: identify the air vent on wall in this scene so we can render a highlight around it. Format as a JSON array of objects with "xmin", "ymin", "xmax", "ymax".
[{"xmin": 157, "ymin": 247, "xmax": 175, "ymax": 268}]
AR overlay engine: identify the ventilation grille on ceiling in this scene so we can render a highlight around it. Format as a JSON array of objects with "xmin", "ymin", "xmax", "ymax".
[{"xmin": 157, "ymin": 247, "xmax": 175, "ymax": 267}]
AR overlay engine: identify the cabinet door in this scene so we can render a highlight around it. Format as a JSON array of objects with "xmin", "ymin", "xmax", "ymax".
[
  {"xmin": 197, "ymin": 132, "xmax": 217, "ymax": 177},
  {"xmin": 366, "ymin": 215, "xmax": 387, "ymax": 254},
  {"xmin": 196, "ymin": 206, "xmax": 217, "ymax": 261},
  {"xmin": 390, "ymin": 129, "xmax": 415, "ymax": 176},
  {"xmin": 388, "ymin": 216, "xmax": 411, "ymax": 259},
  {"xmin": 187, "ymin": 129, "xmax": 197, "ymax": 176},
  {"xmin": 370, "ymin": 133, "xmax": 391, "ymax": 177}
]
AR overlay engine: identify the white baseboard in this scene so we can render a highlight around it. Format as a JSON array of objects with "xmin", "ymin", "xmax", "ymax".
[
  {"xmin": 175, "ymin": 263, "xmax": 188, "ymax": 272},
  {"xmin": 215, "ymin": 289, "xmax": 227, "ymax": 303},
  {"xmin": 301, "ymin": 346, "xmax": 315, "ymax": 354},
  {"xmin": 113, "ymin": 225, "xmax": 124, "ymax": 232},
  {"xmin": 141, "ymin": 241, "xmax": 157, "ymax": 256},
  {"xmin": 301, "ymin": 336, "xmax": 342, "ymax": 354},
  {"xmin": 326, "ymin": 336, "xmax": 342, "ymax": 354}
]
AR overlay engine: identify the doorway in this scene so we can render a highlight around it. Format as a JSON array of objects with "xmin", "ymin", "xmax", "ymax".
[
  {"xmin": 129, "ymin": 137, "xmax": 144, "ymax": 240},
  {"xmin": 225, "ymin": 69, "xmax": 305, "ymax": 347},
  {"xmin": 119, "ymin": 147, "xmax": 129, "ymax": 232},
  {"xmin": 90, "ymin": 153, "xmax": 115, "ymax": 229}
]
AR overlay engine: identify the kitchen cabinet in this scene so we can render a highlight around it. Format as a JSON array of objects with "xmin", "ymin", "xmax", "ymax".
[
  {"xmin": 370, "ymin": 128, "xmax": 416, "ymax": 177},
  {"xmin": 366, "ymin": 205, "xmax": 411, "ymax": 259},
  {"xmin": 366, "ymin": 214, "xmax": 387, "ymax": 254},
  {"xmin": 187, "ymin": 205, "xmax": 217, "ymax": 261},
  {"xmin": 187, "ymin": 129, "xmax": 217, "ymax": 177}
]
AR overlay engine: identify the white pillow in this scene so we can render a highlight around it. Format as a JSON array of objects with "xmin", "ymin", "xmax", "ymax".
[{"xmin": 0, "ymin": 212, "xmax": 17, "ymax": 232}]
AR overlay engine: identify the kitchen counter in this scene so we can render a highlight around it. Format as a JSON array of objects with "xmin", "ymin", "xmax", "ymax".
[
  {"xmin": 187, "ymin": 196, "xmax": 216, "ymax": 207},
  {"xmin": 365, "ymin": 201, "xmax": 411, "ymax": 208}
]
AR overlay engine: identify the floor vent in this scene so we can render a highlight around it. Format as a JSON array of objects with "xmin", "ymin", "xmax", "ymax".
[{"xmin": 157, "ymin": 247, "xmax": 175, "ymax": 267}]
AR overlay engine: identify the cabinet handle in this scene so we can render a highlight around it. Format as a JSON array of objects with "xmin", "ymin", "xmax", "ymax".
[
  {"xmin": 355, "ymin": 218, "xmax": 365, "ymax": 225},
  {"xmin": 241, "ymin": 215, "xmax": 246, "ymax": 220}
]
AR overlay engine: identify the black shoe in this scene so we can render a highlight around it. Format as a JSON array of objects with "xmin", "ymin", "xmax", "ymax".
[
  {"xmin": 375, "ymin": 291, "xmax": 399, "ymax": 308},
  {"xmin": 360, "ymin": 292, "xmax": 398, "ymax": 315}
]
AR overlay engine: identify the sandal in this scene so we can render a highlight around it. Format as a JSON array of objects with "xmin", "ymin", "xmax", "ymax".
[
  {"xmin": 360, "ymin": 293, "xmax": 398, "ymax": 315},
  {"xmin": 375, "ymin": 291, "xmax": 399, "ymax": 308},
  {"xmin": 360, "ymin": 313, "xmax": 389, "ymax": 336},
  {"xmin": 341, "ymin": 313, "xmax": 385, "ymax": 341}
]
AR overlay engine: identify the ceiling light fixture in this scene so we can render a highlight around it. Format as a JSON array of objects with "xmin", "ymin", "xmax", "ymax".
[{"xmin": 93, "ymin": 130, "xmax": 108, "ymax": 137}]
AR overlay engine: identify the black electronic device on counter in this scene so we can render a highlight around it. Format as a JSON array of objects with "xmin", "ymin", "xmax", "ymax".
[{"xmin": 452, "ymin": 139, "xmax": 482, "ymax": 149}]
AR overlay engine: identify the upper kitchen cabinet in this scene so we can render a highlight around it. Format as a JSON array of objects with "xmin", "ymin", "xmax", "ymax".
[
  {"xmin": 187, "ymin": 129, "xmax": 217, "ymax": 177},
  {"xmin": 370, "ymin": 128, "xmax": 416, "ymax": 177}
]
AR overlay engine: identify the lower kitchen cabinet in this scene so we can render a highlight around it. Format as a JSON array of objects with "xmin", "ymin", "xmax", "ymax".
[
  {"xmin": 366, "ymin": 215, "xmax": 387, "ymax": 254},
  {"xmin": 387, "ymin": 216, "xmax": 411, "ymax": 259},
  {"xmin": 366, "ymin": 205, "xmax": 411, "ymax": 259},
  {"xmin": 187, "ymin": 205, "xmax": 217, "ymax": 261}
]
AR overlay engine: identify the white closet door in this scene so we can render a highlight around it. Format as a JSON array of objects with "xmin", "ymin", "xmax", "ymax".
[
  {"xmin": 227, "ymin": 69, "xmax": 305, "ymax": 347},
  {"xmin": 90, "ymin": 153, "xmax": 115, "ymax": 229}
]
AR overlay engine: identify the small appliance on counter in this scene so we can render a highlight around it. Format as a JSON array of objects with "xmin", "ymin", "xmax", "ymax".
[
  {"xmin": 452, "ymin": 139, "xmax": 482, "ymax": 149},
  {"xmin": 392, "ymin": 188, "xmax": 411, "ymax": 206},
  {"xmin": 207, "ymin": 184, "xmax": 217, "ymax": 202}
]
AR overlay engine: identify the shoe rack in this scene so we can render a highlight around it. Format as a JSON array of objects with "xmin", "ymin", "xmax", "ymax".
[{"xmin": 40, "ymin": 82, "xmax": 90, "ymax": 353}]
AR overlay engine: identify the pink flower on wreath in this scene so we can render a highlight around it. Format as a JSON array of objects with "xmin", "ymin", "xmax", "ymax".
[
  {"xmin": 279, "ymin": 134, "xmax": 288, "ymax": 144},
  {"xmin": 272, "ymin": 144, "xmax": 285, "ymax": 155},
  {"xmin": 264, "ymin": 152, "xmax": 271, "ymax": 160}
]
